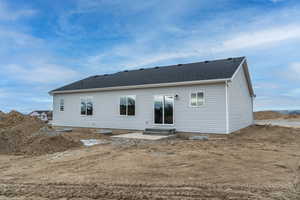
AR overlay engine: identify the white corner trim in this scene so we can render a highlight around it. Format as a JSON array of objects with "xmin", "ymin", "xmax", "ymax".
[{"xmin": 225, "ymin": 80, "xmax": 229, "ymax": 134}]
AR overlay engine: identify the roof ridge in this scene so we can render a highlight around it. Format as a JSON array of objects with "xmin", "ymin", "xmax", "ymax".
[{"xmin": 90, "ymin": 56, "xmax": 245, "ymax": 77}]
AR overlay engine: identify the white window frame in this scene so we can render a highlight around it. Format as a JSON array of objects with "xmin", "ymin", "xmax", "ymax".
[
  {"xmin": 80, "ymin": 96, "xmax": 93, "ymax": 116},
  {"xmin": 189, "ymin": 91, "xmax": 205, "ymax": 107},
  {"xmin": 59, "ymin": 98, "xmax": 64, "ymax": 111},
  {"xmin": 119, "ymin": 95, "xmax": 136, "ymax": 116}
]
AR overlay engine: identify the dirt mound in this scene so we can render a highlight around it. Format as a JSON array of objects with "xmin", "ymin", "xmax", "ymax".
[
  {"xmin": 283, "ymin": 114, "xmax": 300, "ymax": 120},
  {"xmin": 0, "ymin": 111, "xmax": 82, "ymax": 155},
  {"xmin": 254, "ymin": 111, "xmax": 284, "ymax": 120},
  {"xmin": 22, "ymin": 135, "xmax": 81, "ymax": 156},
  {"xmin": 0, "ymin": 110, "xmax": 38, "ymax": 129},
  {"xmin": 0, "ymin": 113, "xmax": 45, "ymax": 154},
  {"xmin": 230, "ymin": 125, "xmax": 300, "ymax": 144},
  {"xmin": 255, "ymin": 111, "xmax": 300, "ymax": 120},
  {"xmin": 0, "ymin": 110, "xmax": 5, "ymax": 118}
]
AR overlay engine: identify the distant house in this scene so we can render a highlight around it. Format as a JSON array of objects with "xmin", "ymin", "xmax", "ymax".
[
  {"xmin": 29, "ymin": 110, "xmax": 52, "ymax": 122},
  {"xmin": 49, "ymin": 57, "xmax": 255, "ymax": 134}
]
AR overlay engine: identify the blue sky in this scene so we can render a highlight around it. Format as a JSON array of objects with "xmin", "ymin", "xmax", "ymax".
[{"xmin": 0, "ymin": 0, "xmax": 300, "ymax": 113}]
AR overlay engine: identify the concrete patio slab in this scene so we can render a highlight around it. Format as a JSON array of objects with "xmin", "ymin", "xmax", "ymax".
[{"xmin": 111, "ymin": 132, "xmax": 175, "ymax": 140}]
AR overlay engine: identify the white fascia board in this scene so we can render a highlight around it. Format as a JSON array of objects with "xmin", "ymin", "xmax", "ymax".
[
  {"xmin": 49, "ymin": 78, "xmax": 229, "ymax": 95},
  {"xmin": 242, "ymin": 61, "xmax": 255, "ymax": 97}
]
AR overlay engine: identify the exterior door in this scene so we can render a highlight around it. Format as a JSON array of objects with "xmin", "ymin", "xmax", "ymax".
[{"xmin": 154, "ymin": 95, "xmax": 174, "ymax": 125}]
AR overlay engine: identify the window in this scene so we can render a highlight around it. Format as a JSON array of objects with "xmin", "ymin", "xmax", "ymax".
[
  {"xmin": 59, "ymin": 99, "xmax": 64, "ymax": 111},
  {"xmin": 81, "ymin": 97, "xmax": 93, "ymax": 116},
  {"xmin": 190, "ymin": 92, "xmax": 204, "ymax": 107},
  {"xmin": 120, "ymin": 96, "xmax": 135, "ymax": 116}
]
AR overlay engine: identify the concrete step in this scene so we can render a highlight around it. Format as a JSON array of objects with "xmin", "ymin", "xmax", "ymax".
[{"xmin": 143, "ymin": 128, "xmax": 176, "ymax": 136}]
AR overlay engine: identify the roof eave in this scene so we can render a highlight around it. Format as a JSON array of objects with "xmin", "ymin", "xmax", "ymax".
[{"xmin": 49, "ymin": 78, "xmax": 230, "ymax": 95}]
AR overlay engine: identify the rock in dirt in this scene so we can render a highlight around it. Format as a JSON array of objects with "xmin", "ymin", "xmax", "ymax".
[{"xmin": 189, "ymin": 135, "xmax": 209, "ymax": 140}]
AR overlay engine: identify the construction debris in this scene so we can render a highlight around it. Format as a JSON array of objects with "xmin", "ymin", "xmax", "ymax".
[
  {"xmin": 96, "ymin": 129, "xmax": 113, "ymax": 135},
  {"xmin": 56, "ymin": 128, "xmax": 73, "ymax": 132}
]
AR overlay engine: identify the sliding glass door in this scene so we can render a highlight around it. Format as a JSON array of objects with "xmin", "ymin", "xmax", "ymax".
[{"xmin": 154, "ymin": 95, "xmax": 174, "ymax": 125}]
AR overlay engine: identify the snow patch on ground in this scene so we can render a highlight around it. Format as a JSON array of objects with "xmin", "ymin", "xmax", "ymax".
[{"xmin": 80, "ymin": 139, "xmax": 109, "ymax": 146}]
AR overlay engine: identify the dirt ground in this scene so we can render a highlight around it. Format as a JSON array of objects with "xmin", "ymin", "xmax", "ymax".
[
  {"xmin": 255, "ymin": 111, "xmax": 300, "ymax": 120},
  {"xmin": 0, "ymin": 121, "xmax": 299, "ymax": 199}
]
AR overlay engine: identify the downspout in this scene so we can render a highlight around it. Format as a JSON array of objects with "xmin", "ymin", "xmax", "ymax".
[
  {"xmin": 225, "ymin": 80, "xmax": 229, "ymax": 134},
  {"xmin": 252, "ymin": 94, "xmax": 256, "ymax": 124}
]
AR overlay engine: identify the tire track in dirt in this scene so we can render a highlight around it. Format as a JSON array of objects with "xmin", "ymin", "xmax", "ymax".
[{"xmin": 0, "ymin": 182, "xmax": 288, "ymax": 200}]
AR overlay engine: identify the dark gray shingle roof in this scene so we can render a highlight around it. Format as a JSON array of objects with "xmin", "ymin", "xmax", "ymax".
[{"xmin": 51, "ymin": 57, "xmax": 245, "ymax": 93}]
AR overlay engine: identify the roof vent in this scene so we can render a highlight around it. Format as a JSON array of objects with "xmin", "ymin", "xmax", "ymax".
[
  {"xmin": 204, "ymin": 60, "xmax": 209, "ymax": 63},
  {"xmin": 177, "ymin": 64, "xmax": 182, "ymax": 66},
  {"xmin": 227, "ymin": 57, "xmax": 233, "ymax": 60},
  {"xmin": 139, "ymin": 68, "xmax": 144, "ymax": 70},
  {"xmin": 155, "ymin": 66, "xmax": 159, "ymax": 69}
]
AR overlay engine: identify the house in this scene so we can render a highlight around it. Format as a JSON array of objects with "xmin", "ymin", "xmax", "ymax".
[
  {"xmin": 29, "ymin": 110, "xmax": 53, "ymax": 122},
  {"xmin": 49, "ymin": 57, "xmax": 254, "ymax": 134}
]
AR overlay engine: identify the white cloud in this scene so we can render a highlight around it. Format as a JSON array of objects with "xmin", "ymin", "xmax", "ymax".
[
  {"xmin": 29, "ymin": 97, "xmax": 52, "ymax": 103},
  {"xmin": 216, "ymin": 24, "xmax": 300, "ymax": 52},
  {"xmin": 0, "ymin": 29, "xmax": 43, "ymax": 47},
  {"xmin": 254, "ymin": 95, "xmax": 300, "ymax": 111},
  {"xmin": 5, "ymin": 64, "xmax": 79, "ymax": 84},
  {"xmin": 270, "ymin": 0, "xmax": 284, "ymax": 3},
  {"xmin": 281, "ymin": 62, "xmax": 300, "ymax": 81},
  {"xmin": 283, "ymin": 88, "xmax": 300, "ymax": 97},
  {"xmin": 0, "ymin": 88, "xmax": 10, "ymax": 98},
  {"xmin": 85, "ymin": 23, "xmax": 300, "ymax": 72},
  {"xmin": 254, "ymin": 82, "xmax": 280, "ymax": 90},
  {"xmin": 52, "ymin": 0, "xmax": 300, "ymax": 72},
  {"xmin": 0, "ymin": 0, "xmax": 36, "ymax": 21}
]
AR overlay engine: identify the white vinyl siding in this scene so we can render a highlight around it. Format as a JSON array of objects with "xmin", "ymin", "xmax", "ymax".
[
  {"xmin": 52, "ymin": 84, "xmax": 227, "ymax": 133},
  {"xmin": 228, "ymin": 64, "xmax": 254, "ymax": 132}
]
